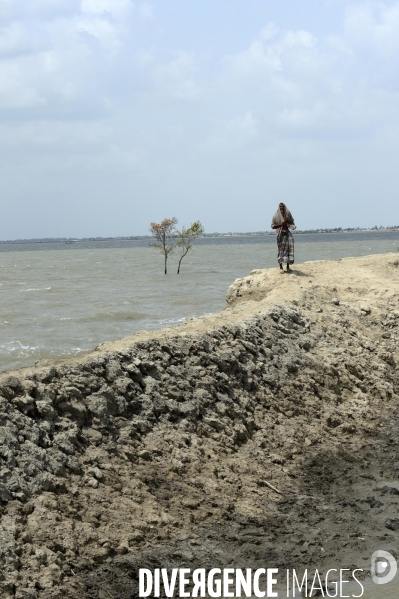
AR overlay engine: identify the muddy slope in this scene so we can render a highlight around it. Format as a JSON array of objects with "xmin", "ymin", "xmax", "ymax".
[{"xmin": 0, "ymin": 254, "xmax": 398, "ymax": 598}]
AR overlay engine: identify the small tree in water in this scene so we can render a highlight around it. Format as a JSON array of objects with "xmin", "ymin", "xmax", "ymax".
[
  {"xmin": 149, "ymin": 217, "xmax": 178, "ymax": 274},
  {"xmin": 176, "ymin": 220, "xmax": 205, "ymax": 274}
]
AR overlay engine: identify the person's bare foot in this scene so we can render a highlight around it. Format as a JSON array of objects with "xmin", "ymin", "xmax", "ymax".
[{"xmin": 286, "ymin": 265, "xmax": 292, "ymax": 272}]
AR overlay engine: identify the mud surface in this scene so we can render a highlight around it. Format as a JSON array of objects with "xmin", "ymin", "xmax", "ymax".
[{"xmin": 0, "ymin": 254, "xmax": 398, "ymax": 598}]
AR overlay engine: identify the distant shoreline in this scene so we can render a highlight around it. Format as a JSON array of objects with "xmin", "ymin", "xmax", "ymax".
[{"xmin": 1, "ymin": 226, "xmax": 398, "ymax": 245}]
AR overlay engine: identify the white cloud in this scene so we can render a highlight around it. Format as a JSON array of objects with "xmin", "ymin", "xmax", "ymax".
[
  {"xmin": 0, "ymin": 22, "xmax": 46, "ymax": 58},
  {"xmin": 0, "ymin": 1, "xmax": 81, "ymax": 20},
  {"xmin": 76, "ymin": 16, "xmax": 120, "ymax": 52},
  {"xmin": 202, "ymin": 111, "xmax": 258, "ymax": 154},
  {"xmin": 1, "ymin": 1, "xmax": 399, "ymax": 237},
  {"xmin": 227, "ymin": 111, "xmax": 257, "ymax": 135},
  {"xmin": 150, "ymin": 51, "xmax": 201, "ymax": 100},
  {"xmin": 277, "ymin": 104, "xmax": 327, "ymax": 130},
  {"xmin": 81, "ymin": 0, "xmax": 133, "ymax": 17},
  {"xmin": 0, "ymin": 0, "xmax": 136, "ymax": 117},
  {"xmin": 139, "ymin": 3, "xmax": 155, "ymax": 21},
  {"xmin": 0, "ymin": 60, "xmax": 46, "ymax": 109},
  {"xmin": 260, "ymin": 22, "xmax": 279, "ymax": 41},
  {"xmin": 344, "ymin": 2, "xmax": 399, "ymax": 57},
  {"xmin": 136, "ymin": 48, "xmax": 156, "ymax": 67},
  {"xmin": 0, "ymin": 120, "xmax": 111, "ymax": 149},
  {"xmin": 220, "ymin": 7, "xmax": 399, "ymax": 142},
  {"xmin": 225, "ymin": 27, "xmax": 318, "ymax": 74}
]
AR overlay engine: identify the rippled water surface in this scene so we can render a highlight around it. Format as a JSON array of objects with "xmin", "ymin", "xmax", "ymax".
[{"xmin": 0, "ymin": 231, "xmax": 398, "ymax": 373}]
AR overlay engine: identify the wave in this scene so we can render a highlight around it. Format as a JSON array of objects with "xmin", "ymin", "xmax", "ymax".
[
  {"xmin": 87, "ymin": 311, "xmax": 145, "ymax": 322},
  {"xmin": 0, "ymin": 340, "xmax": 42, "ymax": 353},
  {"xmin": 19, "ymin": 287, "xmax": 53, "ymax": 292},
  {"xmin": 157, "ymin": 316, "xmax": 186, "ymax": 326}
]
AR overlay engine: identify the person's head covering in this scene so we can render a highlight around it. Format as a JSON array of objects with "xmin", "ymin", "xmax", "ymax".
[{"xmin": 271, "ymin": 203, "xmax": 295, "ymax": 228}]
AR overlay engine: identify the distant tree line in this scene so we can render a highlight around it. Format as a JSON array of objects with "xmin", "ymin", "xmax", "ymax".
[{"xmin": 149, "ymin": 218, "xmax": 204, "ymax": 274}]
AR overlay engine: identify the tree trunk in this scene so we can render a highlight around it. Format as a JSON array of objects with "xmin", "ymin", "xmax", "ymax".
[
  {"xmin": 163, "ymin": 232, "xmax": 167, "ymax": 274},
  {"xmin": 177, "ymin": 248, "xmax": 189, "ymax": 274},
  {"xmin": 177, "ymin": 257, "xmax": 182, "ymax": 274}
]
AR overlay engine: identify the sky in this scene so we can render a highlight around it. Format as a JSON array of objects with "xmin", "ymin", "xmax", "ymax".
[{"xmin": 1, "ymin": 0, "xmax": 399, "ymax": 238}]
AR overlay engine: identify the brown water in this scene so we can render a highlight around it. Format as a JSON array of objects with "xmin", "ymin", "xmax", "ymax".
[{"xmin": 0, "ymin": 231, "xmax": 398, "ymax": 373}]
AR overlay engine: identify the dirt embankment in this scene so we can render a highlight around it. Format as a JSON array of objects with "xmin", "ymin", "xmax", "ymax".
[{"xmin": 0, "ymin": 253, "xmax": 398, "ymax": 598}]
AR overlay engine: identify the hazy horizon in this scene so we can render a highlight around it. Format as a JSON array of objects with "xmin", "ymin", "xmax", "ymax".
[
  {"xmin": 1, "ymin": 1, "xmax": 399, "ymax": 239},
  {"xmin": 1, "ymin": 225, "xmax": 398, "ymax": 244}
]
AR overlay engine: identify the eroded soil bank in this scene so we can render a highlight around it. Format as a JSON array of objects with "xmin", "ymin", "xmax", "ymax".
[{"xmin": 0, "ymin": 253, "xmax": 399, "ymax": 598}]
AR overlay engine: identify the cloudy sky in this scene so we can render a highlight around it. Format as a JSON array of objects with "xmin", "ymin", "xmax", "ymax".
[{"xmin": 1, "ymin": 0, "xmax": 399, "ymax": 238}]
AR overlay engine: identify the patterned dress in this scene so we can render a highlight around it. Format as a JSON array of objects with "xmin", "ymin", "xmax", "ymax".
[{"xmin": 276, "ymin": 225, "xmax": 294, "ymax": 265}]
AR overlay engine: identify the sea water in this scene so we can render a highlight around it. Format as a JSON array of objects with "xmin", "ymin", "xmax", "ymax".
[{"xmin": 0, "ymin": 231, "xmax": 398, "ymax": 374}]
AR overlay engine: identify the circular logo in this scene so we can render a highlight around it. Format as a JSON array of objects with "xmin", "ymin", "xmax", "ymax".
[{"xmin": 371, "ymin": 550, "xmax": 397, "ymax": 585}]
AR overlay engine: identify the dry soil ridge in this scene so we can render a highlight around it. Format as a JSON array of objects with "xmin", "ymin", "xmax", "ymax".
[{"xmin": 0, "ymin": 253, "xmax": 398, "ymax": 599}]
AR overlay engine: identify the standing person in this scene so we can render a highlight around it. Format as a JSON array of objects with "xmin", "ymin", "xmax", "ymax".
[{"xmin": 271, "ymin": 203, "xmax": 296, "ymax": 272}]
